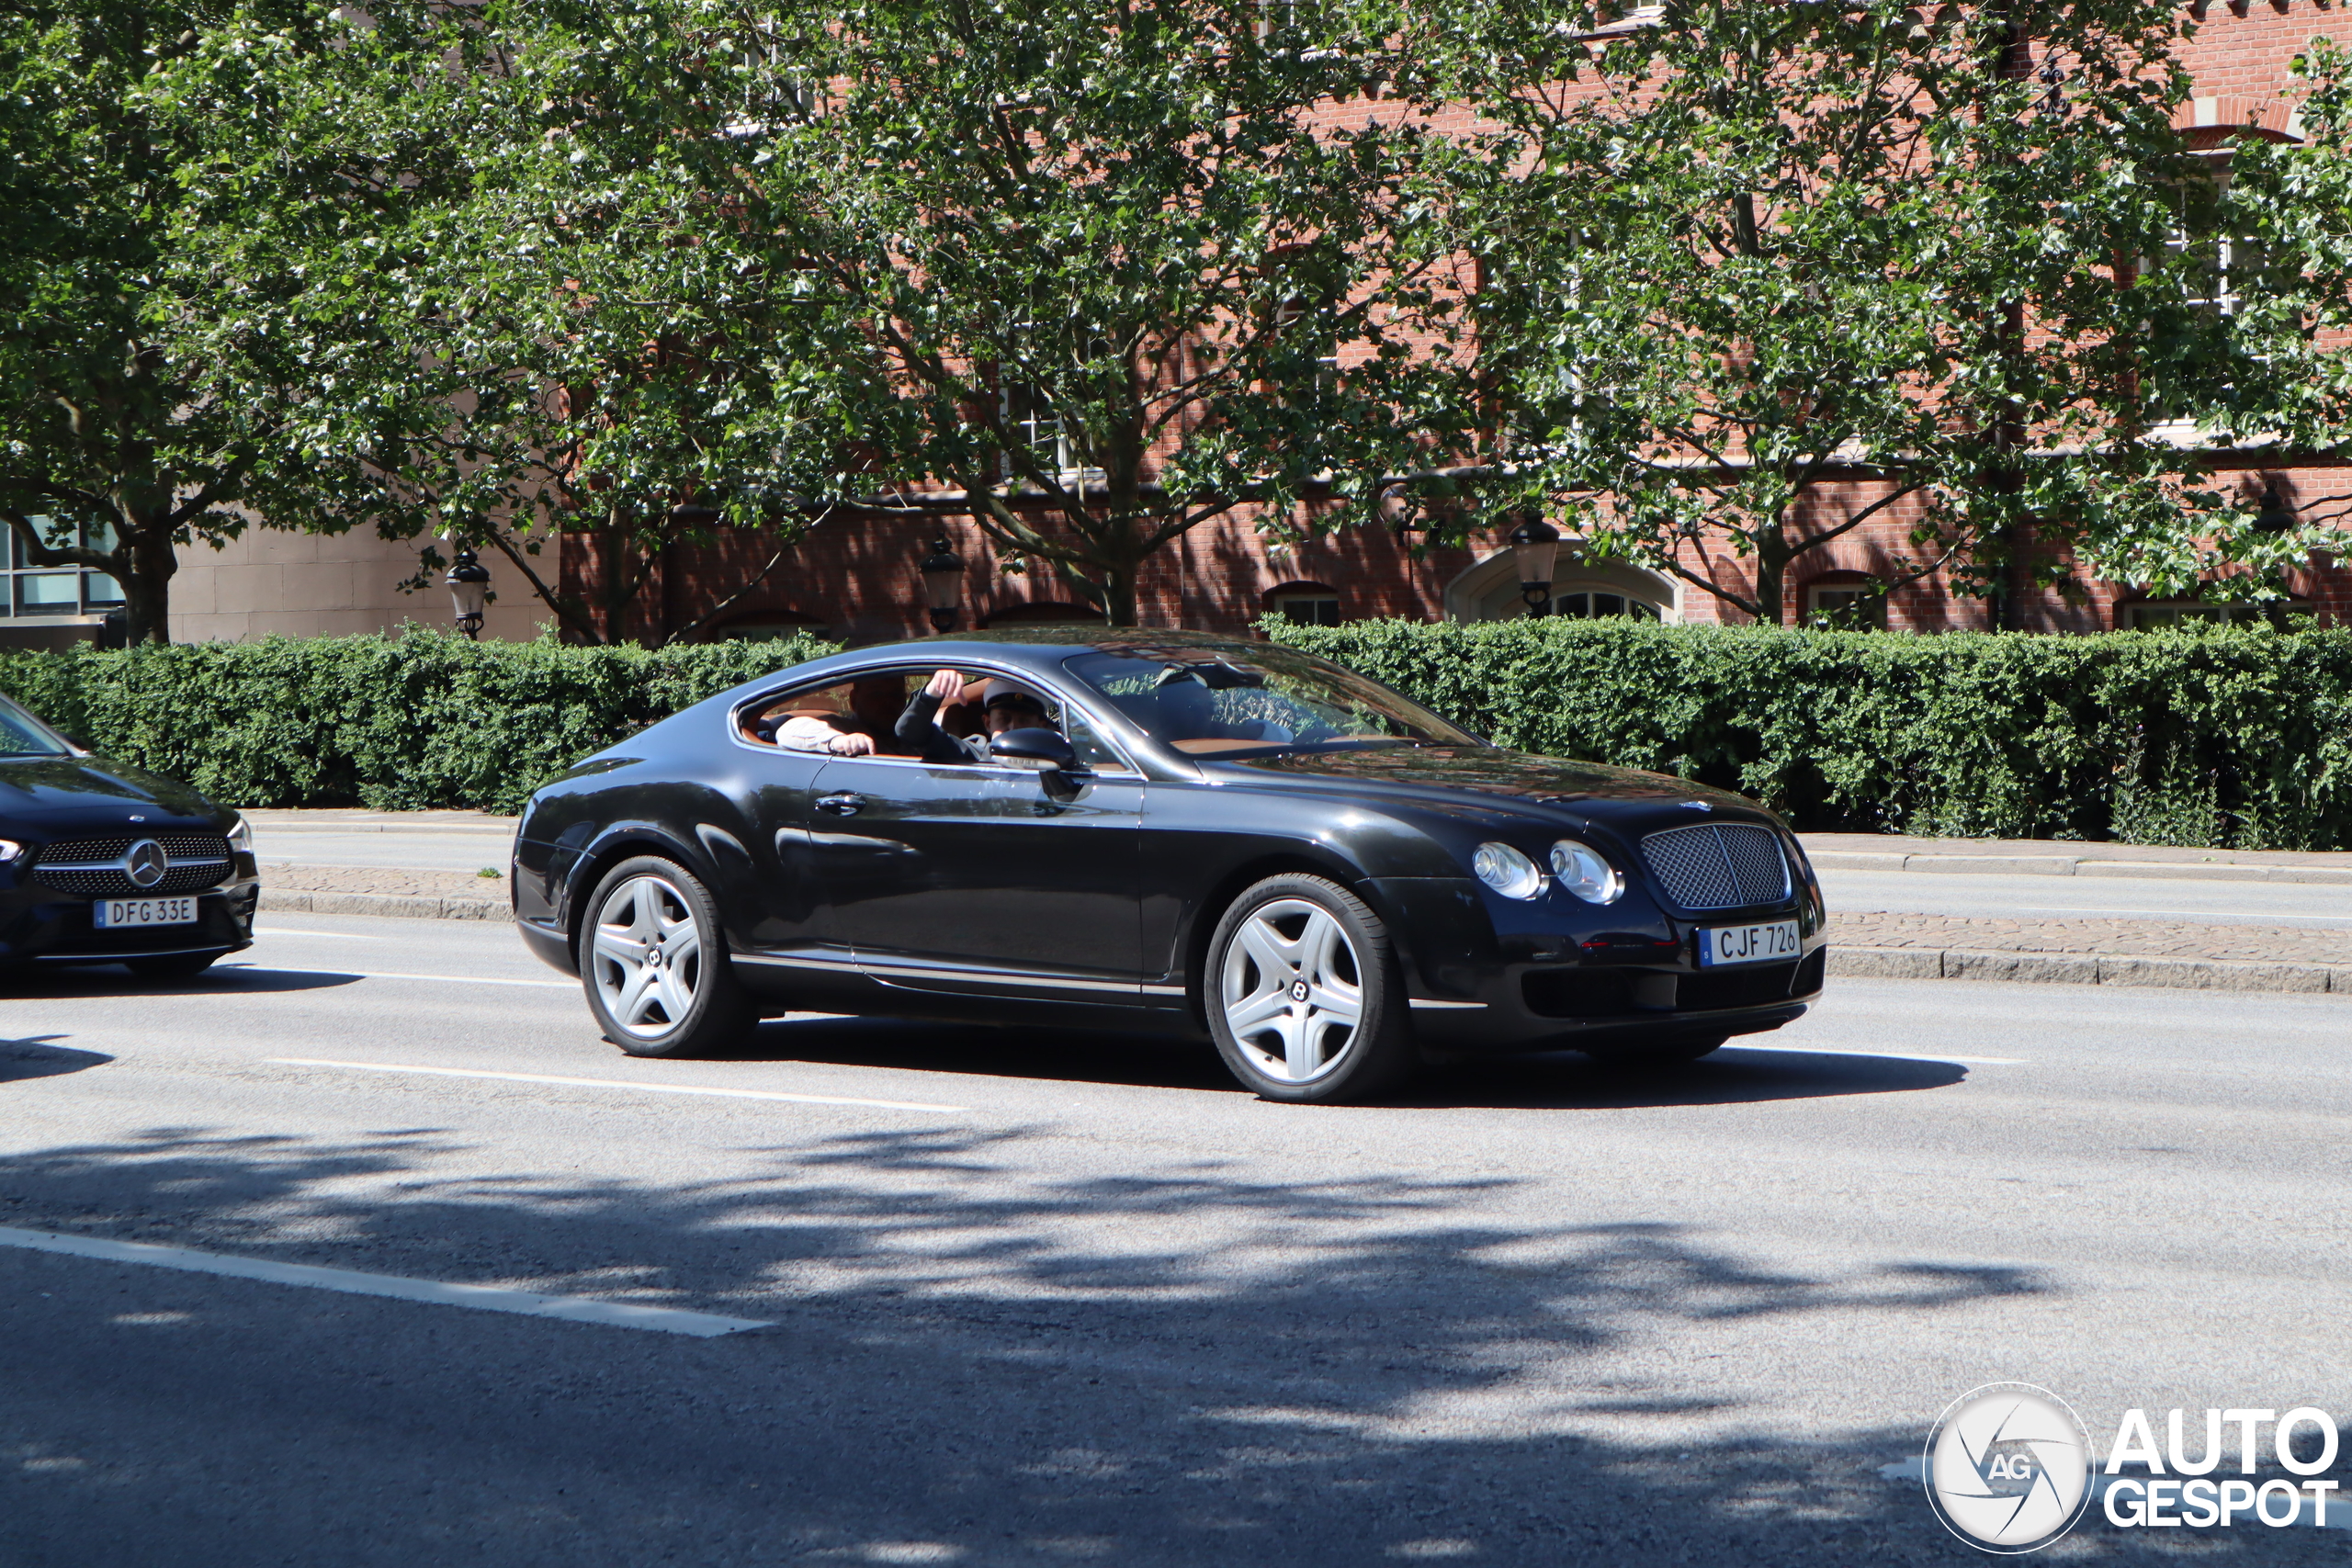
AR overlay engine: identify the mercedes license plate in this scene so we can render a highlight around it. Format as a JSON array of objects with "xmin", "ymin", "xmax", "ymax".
[
  {"xmin": 1697, "ymin": 919, "xmax": 1799, "ymax": 967},
  {"xmin": 94, "ymin": 897, "xmax": 198, "ymax": 930}
]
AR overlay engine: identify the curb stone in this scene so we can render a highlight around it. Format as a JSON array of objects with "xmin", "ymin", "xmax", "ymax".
[
  {"xmin": 259, "ymin": 888, "xmax": 510, "ymax": 922},
  {"xmin": 1808, "ymin": 851, "xmax": 2352, "ymax": 886},
  {"xmin": 1829, "ymin": 946, "xmax": 2349, "ymax": 997}
]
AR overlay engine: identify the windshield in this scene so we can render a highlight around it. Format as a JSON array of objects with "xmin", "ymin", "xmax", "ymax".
[
  {"xmin": 1061, "ymin": 643, "xmax": 1480, "ymax": 757},
  {"xmin": 0, "ymin": 694, "xmax": 71, "ymax": 759}
]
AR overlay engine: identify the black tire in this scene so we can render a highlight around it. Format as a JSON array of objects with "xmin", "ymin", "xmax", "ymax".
[
  {"xmin": 1203, "ymin": 874, "xmax": 1417, "ymax": 1104},
  {"xmin": 1581, "ymin": 1033, "xmax": 1727, "ymax": 1067},
  {"xmin": 577, "ymin": 856, "xmax": 753, "ymax": 1058},
  {"xmin": 125, "ymin": 952, "xmax": 221, "ymax": 981}
]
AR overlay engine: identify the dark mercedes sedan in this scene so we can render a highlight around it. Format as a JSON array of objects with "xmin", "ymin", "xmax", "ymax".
[
  {"xmin": 513, "ymin": 630, "xmax": 1826, "ymax": 1101},
  {"xmin": 0, "ymin": 694, "xmax": 259, "ymax": 977}
]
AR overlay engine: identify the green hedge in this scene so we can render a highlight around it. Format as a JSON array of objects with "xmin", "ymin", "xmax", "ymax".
[
  {"xmin": 1263, "ymin": 618, "xmax": 2352, "ymax": 851},
  {"xmin": 0, "ymin": 630, "xmax": 835, "ymax": 815},
  {"xmin": 8, "ymin": 621, "xmax": 2348, "ymax": 847}
]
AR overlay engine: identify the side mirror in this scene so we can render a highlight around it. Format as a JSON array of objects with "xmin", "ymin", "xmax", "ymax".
[{"xmin": 989, "ymin": 728, "xmax": 1081, "ymax": 773}]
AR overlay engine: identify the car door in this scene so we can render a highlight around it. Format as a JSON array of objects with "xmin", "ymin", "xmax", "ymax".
[
  {"xmin": 737, "ymin": 735, "xmax": 845, "ymax": 960},
  {"xmin": 806, "ymin": 709, "xmax": 1144, "ymax": 1001}
]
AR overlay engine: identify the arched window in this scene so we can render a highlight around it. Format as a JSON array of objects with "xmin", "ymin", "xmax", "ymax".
[
  {"xmin": 1802, "ymin": 573, "xmax": 1886, "ymax": 630},
  {"xmin": 1442, "ymin": 549, "xmax": 1676, "ymax": 623},
  {"xmin": 1265, "ymin": 581, "xmax": 1343, "ymax": 626}
]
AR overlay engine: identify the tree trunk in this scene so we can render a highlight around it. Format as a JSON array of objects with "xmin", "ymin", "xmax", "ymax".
[
  {"xmin": 1102, "ymin": 560, "xmax": 1138, "ymax": 626},
  {"xmin": 1753, "ymin": 524, "xmax": 1788, "ymax": 626},
  {"xmin": 122, "ymin": 511, "xmax": 178, "ymax": 645}
]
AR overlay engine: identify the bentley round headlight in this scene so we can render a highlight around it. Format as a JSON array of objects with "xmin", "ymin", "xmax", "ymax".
[
  {"xmin": 1549, "ymin": 839, "xmax": 1623, "ymax": 904},
  {"xmin": 1472, "ymin": 841, "xmax": 1545, "ymax": 899}
]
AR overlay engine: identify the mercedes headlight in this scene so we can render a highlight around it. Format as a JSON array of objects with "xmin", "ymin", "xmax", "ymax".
[
  {"xmin": 226, "ymin": 815, "xmax": 252, "ymax": 853},
  {"xmin": 0, "ymin": 839, "xmax": 21, "ymax": 863},
  {"xmin": 1472, "ymin": 841, "xmax": 1545, "ymax": 900},
  {"xmin": 1550, "ymin": 839, "xmax": 1623, "ymax": 904}
]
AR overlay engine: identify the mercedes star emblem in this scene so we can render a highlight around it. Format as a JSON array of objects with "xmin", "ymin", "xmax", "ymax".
[{"xmin": 123, "ymin": 839, "xmax": 168, "ymax": 889}]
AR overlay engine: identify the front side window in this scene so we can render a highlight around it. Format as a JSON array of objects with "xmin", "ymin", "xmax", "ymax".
[{"xmin": 1062, "ymin": 643, "xmax": 1478, "ymax": 757}]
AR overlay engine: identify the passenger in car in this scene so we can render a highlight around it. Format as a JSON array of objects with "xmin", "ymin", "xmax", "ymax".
[
  {"xmin": 895, "ymin": 670, "xmax": 1057, "ymax": 763},
  {"xmin": 746, "ymin": 695, "xmax": 879, "ymax": 755}
]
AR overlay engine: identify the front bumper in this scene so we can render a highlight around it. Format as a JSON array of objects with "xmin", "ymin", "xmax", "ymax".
[
  {"xmin": 0, "ymin": 863, "xmax": 259, "ymax": 966},
  {"xmin": 1366, "ymin": 873, "xmax": 1826, "ymax": 1053},
  {"xmin": 1407, "ymin": 943, "xmax": 1826, "ymax": 1052}
]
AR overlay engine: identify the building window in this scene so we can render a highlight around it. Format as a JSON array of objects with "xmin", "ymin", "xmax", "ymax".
[
  {"xmin": 2123, "ymin": 599, "xmax": 2308, "ymax": 630},
  {"xmin": 979, "ymin": 600, "xmax": 1101, "ymax": 627},
  {"xmin": 1803, "ymin": 577, "xmax": 1887, "ymax": 630},
  {"xmin": 4, "ymin": 518, "xmax": 122, "ymax": 619},
  {"xmin": 711, "ymin": 611, "xmax": 829, "ymax": 643},
  {"xmin": 1549, "ymin": 588, "xmax": 1659, "ymax": 621},
  {"xmin": 1268, "ymin": 583, "xmax": 1343, "ymax": 626}
]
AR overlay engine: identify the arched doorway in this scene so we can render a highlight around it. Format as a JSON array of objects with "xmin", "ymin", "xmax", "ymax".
[{"xmin": 1442, "ymin": 548, "xmax": 1679, "ymax": 623}]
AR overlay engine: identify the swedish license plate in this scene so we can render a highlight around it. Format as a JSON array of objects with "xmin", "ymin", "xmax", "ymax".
[
  {"xmin": 1697, "ymin": 919, "xmax": 1800, "ymax": 967},
  {"xmin": 94, "ymin": 897, "xmax": 198, "ymax": 930}
]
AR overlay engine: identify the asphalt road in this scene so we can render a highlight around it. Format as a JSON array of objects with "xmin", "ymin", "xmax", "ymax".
[
  {"xmin": 1819, "ymin": 867, "xmax": 2352, "ymax": 929},
  {"xmin": 3, "ymin": 914, "xmax": 2346, "ymax": 1565}
]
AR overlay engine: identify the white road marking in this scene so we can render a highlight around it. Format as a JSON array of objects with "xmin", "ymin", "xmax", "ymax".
[
  {"xmin": 250, "ymin": 928, "xmax": 380, "ymax": 940},
  {"xmin": 266, "ymin": 1057, "xmax": 967, "ymax": 1113},
  {"xmin": 222, "ymin": 964, "xmax": 573, "ymax": 989},
  {"xmin": 1725, "ymin": 1043, "xmax": 2024, "ymax": 1066},
  {"xmin": 0, "ymin": 1225, "xmax": 769, "ymax": 1337}
]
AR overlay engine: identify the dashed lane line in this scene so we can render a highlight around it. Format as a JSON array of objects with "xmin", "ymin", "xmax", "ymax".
[
  {"xmin": 0, "ymin": 1225, "xmax": 770, "ymax": 1338},
  {"xmin": 266, "ymin": 1057, "xmax": 967, "ymax": 1113}
]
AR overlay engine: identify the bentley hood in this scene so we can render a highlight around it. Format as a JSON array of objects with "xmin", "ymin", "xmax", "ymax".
[{"xmin": 1224, "ymin": 745, "xmax": 1770, "ymax": 821}]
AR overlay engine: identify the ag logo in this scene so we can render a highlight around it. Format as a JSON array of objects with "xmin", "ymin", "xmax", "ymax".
[
  {"xmin": 1925, "ymin": 1383, "xmax": 2093, "ymax": 1553},
  {"xmin": 123, "ymin": 839, "xmax": 168, "ymax": 889}
]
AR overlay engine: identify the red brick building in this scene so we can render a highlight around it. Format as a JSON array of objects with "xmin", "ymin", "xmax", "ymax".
[
  {"xmin": 116, "ymin": 6, "xmax": 2352, "ymax": 650},
  {"xmin": 575, "ymin": 5, "xmax": 2347, "ymax": 650}
]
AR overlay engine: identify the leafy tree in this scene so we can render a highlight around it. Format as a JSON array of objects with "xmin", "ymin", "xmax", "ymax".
[
  {"xmin": 1431, "ymin": 0, "xmax": 2335, "ymax": 625},
  {"xmin": 0, "ymin": 1, "xmax": 365, "ymax": 643},
  {"xmin": 668, "ymin": 0, "xmax": 1475, "ymax": 626},
  {"xmin": 178, "ymin": 1, "xmax": 870, "ymax": 646}
]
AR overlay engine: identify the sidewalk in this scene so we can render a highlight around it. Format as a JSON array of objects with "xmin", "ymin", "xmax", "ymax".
[
  {"xmin": 1806, "ymin": 832, "xmax": 2352, "ymax": 886},
  {"xmin": 243, "ymin": 812, "xmax": 2352, "ymax": 998}
]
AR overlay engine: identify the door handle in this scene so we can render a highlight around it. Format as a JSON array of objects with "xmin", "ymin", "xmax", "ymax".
[{"xmin": 814, "ymin": 793, "xmax": 866, "ymax": 817}]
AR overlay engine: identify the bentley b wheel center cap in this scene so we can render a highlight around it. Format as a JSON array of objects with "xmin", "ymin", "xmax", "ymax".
[{"xmin": 1290, "ymin": 979, "xmax": 1310, "ymax": 1003}]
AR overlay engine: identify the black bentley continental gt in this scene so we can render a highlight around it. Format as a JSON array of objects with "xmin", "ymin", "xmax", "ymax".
[
  {"xmin": 0, "ymin": 693, "xmax": 259, "ymax": 976},
  {"xmin": 513, "ymin": 630, "xmax": 1826, "ymax": 1102}
]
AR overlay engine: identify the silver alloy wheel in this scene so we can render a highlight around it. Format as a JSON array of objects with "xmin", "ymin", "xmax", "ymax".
[
  {"xmin": 589, "ymin": 873, "xmax": 704, "ymax": 1040},
  {"xmin": 1218, "ymin": 897, "xmax": 1364, "ymax": 1083}
]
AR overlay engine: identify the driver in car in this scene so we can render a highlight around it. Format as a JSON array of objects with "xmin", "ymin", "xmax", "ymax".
[{"xmin": 895, "ymin": 670, "xmax": 1057, "ymax": 763}]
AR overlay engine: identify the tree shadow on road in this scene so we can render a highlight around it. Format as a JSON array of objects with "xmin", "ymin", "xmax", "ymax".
[{"xmin": 0, "ymin": 1117, "xmax": 2333, "ymax": 1566}]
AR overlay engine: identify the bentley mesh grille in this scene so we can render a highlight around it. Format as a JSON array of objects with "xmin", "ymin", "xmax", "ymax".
[
  {"xmin": 31, "ymin": 835, "xmax": 232, "ymax": 898},
  {"xmin": 1638, "ymin": 824, "xmax": 1791, "ymax": 911}
]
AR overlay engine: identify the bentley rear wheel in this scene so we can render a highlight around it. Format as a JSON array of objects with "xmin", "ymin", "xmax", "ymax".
[
  {"xmin": 1204, "ymin": 874, "xmax": 1415, "ymax": 1104},
  {"xmin": 579, "ymin": 856, "xmax": 752, "ymax": 1058}
]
